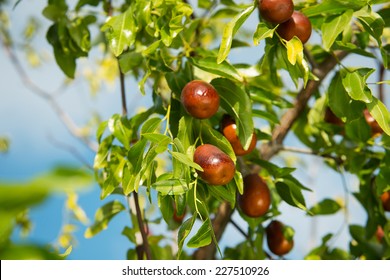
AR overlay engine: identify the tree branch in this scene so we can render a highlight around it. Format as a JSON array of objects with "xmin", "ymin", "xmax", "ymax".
[{"xmin": 259, "ymin": 49, "xmax": 349, "ymax": 162}]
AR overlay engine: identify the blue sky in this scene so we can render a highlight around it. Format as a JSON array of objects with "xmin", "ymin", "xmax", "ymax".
[{"xmin": 0, "ymin": 0, "xmax": 382, "ymax": 260}]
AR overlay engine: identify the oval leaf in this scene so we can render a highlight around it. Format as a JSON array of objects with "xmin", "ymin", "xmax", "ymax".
[{"xmin": 217, "ymin": 4, "xmax": 255, "ymax": 64}]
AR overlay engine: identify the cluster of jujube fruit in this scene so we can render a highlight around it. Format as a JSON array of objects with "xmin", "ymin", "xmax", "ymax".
[
  {"xmin": 181, "ymin": 80, "xmax": 293, "ymax": 256},
  {"xmin": 259, "ymin": 0, "xmax": 312, "ymax": 44}
]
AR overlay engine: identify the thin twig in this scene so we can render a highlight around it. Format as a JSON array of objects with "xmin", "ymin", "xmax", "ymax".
[
  {"xmin": 118, "ymin": 59, "xmax": 151, "ymax": 259},
  {"xmin": 1, "ymin": 37, "xmax": 98, "ymax": 152},
  {"xmin": 47, "ymin": 134, "xmax": 93, "ymax": 170},
  {"xmin": 378, "ymin": 63, "xmax": 385, "ymax": 103},
  {"xmin": 133, "ymin": 192, "xmax": 152, "ymax": 260},
  {"xmin": 229, "ymin": 218, "xmax": 249, "ymax": 239}
]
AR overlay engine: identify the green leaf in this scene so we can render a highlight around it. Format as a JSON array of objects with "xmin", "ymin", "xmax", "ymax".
[
  {"xmin": 328, "ymin": 72, "xmax": 365, "ymax": 120},
  {"xmin": 119, "ymin": 51, "xmax": 143, "ymax": 74},
  {"xmin": 42, "ymin": 4, "xmax": 67, "ymax": 21},
  {"xmin": 253, "ymin": 22, "xmax": 276, "ymax": 46},
  {"xmin": 342, "ymin": 69, "xmax": 374, "ymax": 103},
  {"xmin": 345, "ymin": 117, "xmax": 371, "ymax": 142},
  {"xmin": 250, "ymin": 158, "xmax": 295, "ymax": 178},
  {"xmin": 187, "ymin": 219, "xmax": 212, "ymax": 248},
  {"xmin": 108, "ymin": 114, "xmax": 131, "ymax": 149},
  {"xmin": 0, "ymin": 244, "xmax": 63, "ymax": 260},
  {"xmin": 141, "ymin": 117, "xmax": 162, "ymax": 134},
  {"xmin": 308, "ymin": 199, "xmax": 342, "ymax": 215},
  {"xmin": 170, "ymin": 151, "xmax": 203, "ymax": 171},
  {"xmin": 208, "ymin": 182, "xmax": 236, "ymax": 206},
  {"xmin": 303, "ymin": 0, "xmax": 366, "ymax": 17},
  {"xmin": 177, "ymin": 116, "xmax": 194, "ymax": 152},
  {"xmin": 275, "ymin": 180, "xmax": 308, "ymax": 212},
  {"xmin": 286, "ymin": 37, "xmax": 304, "ymax": 65},
  {"xmin": 101, "ymin": 7, "xmax": 137, "ymax": 57},
  {"xmin": 188, "ymin": 57, "xmax": 242, "ymax": 82},
  {"xmin": 217, "ymin": 4, "xmax": 255, "ymax": 63},
  {"xmin": 234, "ymin": 171, "xmax": 244, "ymax": 195},
  {"xmin": 357, "ymin": 8, "xmax": 384, "ymax": 48},
  {"xmin": 321, "ymin": 10, "xmax": 353, "ymax": 51},
  {"xmin": 75, "ymin": 0, "xmax": 100, "ymax": 10},
  {"xmin": 366, "ymin": 97, "xmax": 390, "ymax": 136},
  {"xmin": 177, "ymin": 213, "xmax": 196, "ymax": 258},
  {"xmin": 211, "ymin": 78, "xmax": 254, "ymax": 150},
  {"xmin": 84, "ymin": 200, "xmax": 126, "ymax": 238},
  {"xmin": 152, "ymin": 178, "xmax": 190, "ymax": 195},
  {"xmin": 0, "ymin": 185, "xmax": 48, "ymax": 213},
  {"xmin": 252, "ymin": 109, "xmax": 279, "ymax": 124}
]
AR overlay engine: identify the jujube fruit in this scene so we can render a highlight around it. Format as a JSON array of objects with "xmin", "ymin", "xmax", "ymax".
[
  {"xmin": 363, "ymin": 109, "xmax": 383, "ymax": 137},
  {"xmin": 324, "ymin": 107, "xmax": 343, "ymax": 126},
  {"xmin": 381, "ymin": 191, "xmax": 390, "ymax": 212},
  {"xmin": 259, "ymin": 0, "xmax": 294, "ymax": 24},
  {"xmin": 266, "ymin": 220, "xmax": 294, "ymax": 256},
  {"xmin": 181, "ymin": 80, "xmax": 220, "ymax": 119},
  {"xmin": 238, "ymin": 174, "xmax": 271, "ymax": 218},
  {"xmin": 277, "ymin": 11, "xmax": 312, "ymax": 44},
  {"xmin": 193, "ymin": 144, "xmax": 235, "ymax": 186},
  {"xmin": 220, "ymin": 114, "xmax": 257, "ymax": 156}
]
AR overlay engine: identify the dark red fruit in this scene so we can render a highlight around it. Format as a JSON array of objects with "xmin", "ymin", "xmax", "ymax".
[
  {"xmin": 259, "ymin": 0, "xmax": 294, "ymax": 24},
  {"xmin": 181, "ymin": 80, "xmax": 220, "ymax": 119},
  {"xmin": 381, "ymin": 191, "xmax": 390, "ymax": 212},
  {"xmin": 238, "ymin": 174, "xmax": 271, "ymax": 218},
  {"xmin": 363, "ymin": 109, "xmax": 383, "ymax": 137},
  {"xmin": 277, "ymin": 11, "xmax": 312, "ymax": 44},
  {"xmin": 193, "ymin": 144, "xmax": 235, "ymax": 186},
  {"xmin": 220, "ymin": 115, "xmax": 257, "ymax": 156},
  {"xmin": 324, "ymin": 107, "xmax": 343, "ymax": 126},
  {"xmin": 266, "ymin": 220, "xmax": 294, "ymax": 256}
]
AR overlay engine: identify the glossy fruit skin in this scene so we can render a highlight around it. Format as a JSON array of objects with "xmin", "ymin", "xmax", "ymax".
[
  {"xmin": 363, "ymin": 109, "xmax": 383, "ymax": 137},
  {"xmin": 193, "ymin": 144, "xmax": 235, "ymax": 186},
  {"xmin": 221, "ymin": 115, "xmax": 257, "ymax": 156},
  {"xmin": 238, "ymin": 174, "xmax": 271, "ymax": 218},
  {"xmin": 259, "ymin": 0, "xmax": 294, "ymax": 24},
  {"xmin": 324, "ymin": 107, "xmax": 343, "ymax": 126},
  {"xmin": 266, "ymin": 220, "xmax": 294, "ymax": 256},
  {"xmin": 277, "ymin": 11, "xmax": 312, "ymax": 44},
  {"xmin": 381, "ymin": 191, "xmax": 390, "ymax": 212},
  {"xmin": 181, "ymin": 80, "xmax": 220, "ymax": 119}
]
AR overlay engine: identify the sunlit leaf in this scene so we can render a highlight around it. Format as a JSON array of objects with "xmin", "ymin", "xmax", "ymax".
[
  {"xmin": 84, "ymin": 200, "xmax": 126, "ymax": 238},
  {"xmin": 211, "ymin": 78, "xmax": 254, "ymax": 150},
  {"xmin": 321, "ymin": 10, "xmax": 353, "ymax": 51},
  {"xmin": 187, "ymin": 218, "xmax": 212, "ymax": 248},
  {"xmin": 217, "ymin": 4, "xmax": 255, "ymax": 63},
  {"xmin": 253, "ymin": 22, "xmax": 276, "ymax": 46},
  {"xmin": 308, "ymin": 199, "xmax": 342, "ymax": 215}
]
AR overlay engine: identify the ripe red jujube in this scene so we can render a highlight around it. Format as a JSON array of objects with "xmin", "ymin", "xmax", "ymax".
[
  {"xmin": 238, "ymin": 174, "xmax": 271, "ymax": 218},
  {"xmin": 193, "ymin": 144, "xmax": 235, "ymax": 186},
  {"xmin": 220, "ymin": 114, "xmax": 257, "ymax": 156},
  {"xmin": 266, "ymin": 220, "xmax": 294, "ymax": 256},
  {"xmin": 277, "ymin": 11, "xmax": 312, "ymax": 44},
  {"xmin": 259, "ymin": 0, "xmax": 294, "ymax": 24},
  {"xmin": 181, "ymin": 80, "xmax": 220, "ymax": 119}
]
